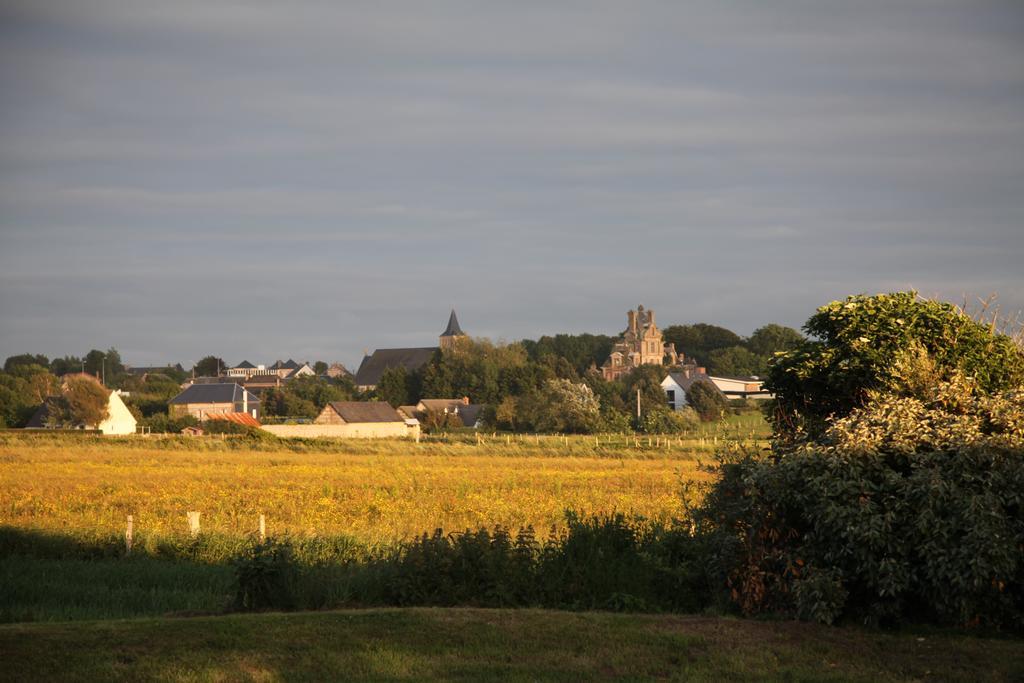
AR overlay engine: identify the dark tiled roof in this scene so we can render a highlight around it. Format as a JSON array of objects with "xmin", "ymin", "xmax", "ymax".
[
  {"xmin": 354, "ymin": 347, "xmax": 437, "ymax": 387},
  {"xmin": 270, "ymin": 359, "xmax": 301, "ymax": 370},
  {"xmin": 234, "ymin": 360, "xmax": 256, "ymax": 369},
  {"xmin": 25, "ymin": 399, "xmax": 57, "ymax": 428},
  {"xmin": 441, "ymin": 310, "xmax": 465, "ymax": 337},
  {"xmin": 326, "ymin": 401, "xmax": 404, "ymax": 423},
  {"xmin": 169, "ymin": 383, "xmax": 259, "ymax": 405},
  {"xmin": 418, "ymin": 398, "xmax": 468, "ymax": 412},
  {"xmin": 458, "ymin": 404, "xmax": 485, "ymax": 427}
]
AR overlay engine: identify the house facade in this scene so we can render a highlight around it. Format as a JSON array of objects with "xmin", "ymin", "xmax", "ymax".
[
  {"xmin": 260, "ymin": 401, "xmax": 419, "ymax": 439},
  {"xmin": 602, "ymin": 305, "xmax": 679, "ymax": 381},
  {"xmin": 661, "ymin": 366, "xmax": 723, "ymax": 411}
]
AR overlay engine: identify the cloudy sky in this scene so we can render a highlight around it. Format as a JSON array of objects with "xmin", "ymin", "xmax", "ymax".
[{"xmin": 1, "ymin": 1, "xmax": 1022, "ymax": 369}]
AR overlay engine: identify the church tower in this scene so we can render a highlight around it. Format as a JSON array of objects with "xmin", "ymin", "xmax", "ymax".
[{"xmin": 439, "ymin": 310, "xmax": 467, "ymax": 350}]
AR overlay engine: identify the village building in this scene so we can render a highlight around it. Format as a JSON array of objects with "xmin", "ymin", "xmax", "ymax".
[
  {"xmin": 399, "ymin": 397, "xmax": 484, "ymax": 428},
  {"xmin": 355, "ymin": 311, "xmax": 468, "ymax": 390},
  {"xmin": 707, "ymin": 375, "xmax": 773, "ymax": 400},
  {"xmin": 26, "ymin": 375, "xmax": 138, "ymax": 435},
  {"xmin": 260, "ymin": 401, "xmax": 420, "ymax": 439},
  {"xmin": 601, "ymin": 305, "xmax": 679, "ymax": 381},
  {"xmin": 661, "ymin": 366, "xmax": 721, "ymax": 411},
  {"xmin": 168, "ymin": 383, "xmax": 260, "ymax": 420}
]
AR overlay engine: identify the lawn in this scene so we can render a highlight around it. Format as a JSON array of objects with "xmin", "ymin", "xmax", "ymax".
[{"xmin": 1, "ymin": 607, "xmax": 1020, "ymax": 682}]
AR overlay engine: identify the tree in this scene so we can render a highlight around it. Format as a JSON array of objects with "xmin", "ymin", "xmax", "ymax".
[
  {"xmin": 746, "ymin": 324, "xmax": 804, "ymax": 357},
  {"xmin": 62, "ymin": 374, "xmax": 110, "ymax": 426},
  {"xmin": 313, "ymin": 361, "xmax": 328, "ymax": 375},
  {"xmin": 622, "ymin": 365, "xmax": 669, "ymax": 423},
  {"xmin": 662, "ymin": 324, "xmax": 743, "ymax": 366},
  {"xmin": 4, "ymin": 354, "xmax": 49, "ymax": 373},
  {"xmin": 686, "ymin": 380, "xmax": 728, "ymax": 422},
  {"xmin": 378, "ymin": 366, "xmax": 414, "ymax": 407},
  {"xmin": 193, "ymin": 356, "xmax": 226, "ymax": 378},
  {"xmin": 49, "ymin": 356, "xmax": 82, "ymax": 376},
  {"xmin": 83, "ymin": 349, "xmax": 106, "ymax": 378},
  {"xmin": 766, "ymin": 291, "xmax": 1024, "ymax": 437},
  {"xmin": 707, "ymin": 346, "xmax": 764, "ymax": 377},
  {"xmin": 520, "ymin": 379, "xmax": 603, "ymax": 434}
]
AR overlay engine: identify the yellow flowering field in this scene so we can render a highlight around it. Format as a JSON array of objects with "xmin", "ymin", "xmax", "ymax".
[{"xmin": 0, "ymin": 440, "xmax": 719, "ymax": 545}]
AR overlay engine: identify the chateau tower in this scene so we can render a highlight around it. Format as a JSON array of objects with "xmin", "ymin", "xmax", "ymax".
[{"xmin": 601, "ymin": 305, "xmax": 679, "ymax": 381}]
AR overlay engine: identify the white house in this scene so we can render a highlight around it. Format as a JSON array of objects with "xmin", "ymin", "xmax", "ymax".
[
  {"xmin": 661, "ymin": 370, "xmax": 727, "ymax": 411},
  {"xmin": 26, "ymin": 381, "xmax": 138, "ymax": 435}
]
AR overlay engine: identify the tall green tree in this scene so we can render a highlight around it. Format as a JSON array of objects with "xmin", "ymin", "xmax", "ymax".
[
  {"xmin": 707, "ymin": 345, "xmax": 765, "ymax": 377},
  {"xmin": 662, "ymin": 324, "xmax": 743, "ymax": 367},
  {"xmin": 746, "ymin": 324, "xmax": 804, "ymax": 357},
  {"xmin": 193, "ymin": 356, "xmax": 226, "ymax": 378},
  {"xmin": 4, "ymin": 354, "xmax": 49, "ymax": 373}
]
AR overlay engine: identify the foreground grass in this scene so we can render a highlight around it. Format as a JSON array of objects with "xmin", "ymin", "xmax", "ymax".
[{"xmin": 1, "ymin": 608, "xmax": 1020, "ymax": 682}]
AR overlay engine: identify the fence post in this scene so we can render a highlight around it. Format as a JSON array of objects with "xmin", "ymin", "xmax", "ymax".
[
  {"xmin": 187, "ymin": 511, "xmax": 201, "ymax": 537},
  {"xmin": 259, "ymin": 514, "xmax": 266, "ymax": 542},
  {"xmin": 125, "ymin": 514, "xmax": 133, "ymax": 554}
]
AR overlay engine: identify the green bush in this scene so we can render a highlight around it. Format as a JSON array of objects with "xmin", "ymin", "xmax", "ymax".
[
  {"xmin": 766, "ymin": 291, "xmax": 1024, "ymax": 439},
  {"xmin": 695, "ymin": 368, "xmax": 1024, "ymax": 628}
]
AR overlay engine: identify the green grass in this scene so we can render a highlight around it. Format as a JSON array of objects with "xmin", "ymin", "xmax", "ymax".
[
  {"xmin": 1, "ymin": 608, "xmax": 1020, "ymax": 682},
  {"xmin": 0, "ymin": 555, "xmax": 234, "ymax": 622}
]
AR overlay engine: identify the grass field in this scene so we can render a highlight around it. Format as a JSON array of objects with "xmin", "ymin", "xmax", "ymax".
[{"xmin": 2, "ymin": 608, "xmax": 1021, "ymax": 682}]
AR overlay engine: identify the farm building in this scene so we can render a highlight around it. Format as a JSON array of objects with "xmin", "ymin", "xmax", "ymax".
[
  {"xmin": 706, "ymin": 375, "xmax": 773, "ymax": 400},
  {"xmin": 26, "ymin": 379, "xmax": 137, "ymax": 435},
  {"xmin": 261, "ymin": 401, "xmax": 419, "ymax": 439},
  {"xmin": 168, "ymin": 384, "xmax": 260, "ymax": 420}
]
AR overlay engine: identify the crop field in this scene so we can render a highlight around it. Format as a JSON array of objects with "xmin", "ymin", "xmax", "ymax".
[
  {"xmin": 0, "ymin": 413, "xmax": 768, "ymax": 546},
  {"xmin": 0, "ymin": 415, "xmax": 770, "ymax": 623}
]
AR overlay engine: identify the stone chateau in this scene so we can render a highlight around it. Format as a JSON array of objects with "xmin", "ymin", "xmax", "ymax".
[{"xmin": 601, "ymin": 305, "xmax": 679, "ymax": 381}]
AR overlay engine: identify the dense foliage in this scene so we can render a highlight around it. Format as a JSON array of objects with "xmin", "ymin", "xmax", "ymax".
[
  {"xmin": 766, "ymin": 291, "xmax": 1024, "ymax": 437},
  {"xmin": 698, "ymin": 292, "xmax": 1024, "ymax": 628}
]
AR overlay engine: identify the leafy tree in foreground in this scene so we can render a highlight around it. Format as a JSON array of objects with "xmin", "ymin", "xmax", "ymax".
[
  {"xmin": 766, "ymin": 291, "xmax": 1024, "ymax": 438},
  {"xmin": 695, "ymin": 292, "xmax": 1024, "ymax": 628}
]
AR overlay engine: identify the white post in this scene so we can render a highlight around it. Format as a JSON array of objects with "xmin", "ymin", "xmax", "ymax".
[
  {"xmin": 125, "ymin": 514, "xmax": 133, "ymax": 554},
  {"xmin": 259, "ymin": 514, "xmax": 266, "ymax": 542},
  {"xmin": 187, "ymin": 511, "xmax": 201, "ymax": 537}
]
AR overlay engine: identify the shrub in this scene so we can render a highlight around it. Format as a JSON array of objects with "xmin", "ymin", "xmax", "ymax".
[
  {"xmin": 232, "ymin": 540, "xmax": 297, "ymax": 611},
  {"xmin": 695, "ymin": 368, "xmax": 1024, "ymax": 628}
]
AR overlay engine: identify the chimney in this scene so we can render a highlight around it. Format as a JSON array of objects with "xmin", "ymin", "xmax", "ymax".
[
  {"xmin": 648, "ymin": 308, "xmax": 656, "ymax": 328},
  {"xmin": 627, "ymin": 309, "xmax": 637, "ymax": 333}
]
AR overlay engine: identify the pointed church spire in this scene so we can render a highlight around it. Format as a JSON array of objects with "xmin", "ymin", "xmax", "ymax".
[
  {"xmin": 439, "ymin": 310, "xmax": 467, "ymax": 350},
  {"xmin": 441, "ymin": 309, "xmax": 464, "ymax": 337}
]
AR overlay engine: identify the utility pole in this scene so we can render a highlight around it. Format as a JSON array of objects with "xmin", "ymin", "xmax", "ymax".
[
  {"xmin": 636, "ymin": 389, "xmax": 641, "ymax": 421},
  {"xmin": 102, "ymin": 357, "xmax": 105, "ymax": 386}
]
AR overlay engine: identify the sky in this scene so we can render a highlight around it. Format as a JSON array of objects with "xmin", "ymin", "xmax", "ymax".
[{"xmin": 1, "ymin": 0, "xmax": 1022, "ymax": 370}]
